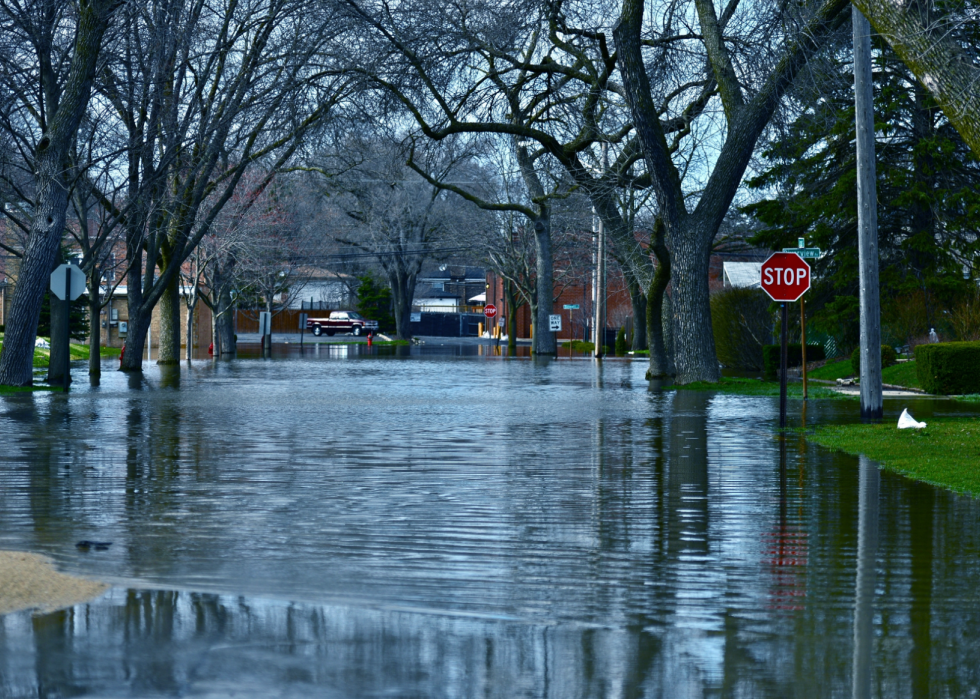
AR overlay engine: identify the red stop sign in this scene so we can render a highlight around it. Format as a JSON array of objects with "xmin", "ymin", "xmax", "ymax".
[
  {"xmin": 760, "ymin": 252, "xmax": 811, "ymax": 302},
  {"xmin": 484, "ymin": 304, "xmax": 497, "ymax": 318}
]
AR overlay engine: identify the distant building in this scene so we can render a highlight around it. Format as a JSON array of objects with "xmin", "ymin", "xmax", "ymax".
[
  {"xmin": 288, "ymin": 268, "xmax": 357, "ymax": 310},
  {"xmin": 413, "ymin": 265, "xmax": 486, "ymax": 313},
  {"xmin": 722, "ymin": 261, "xmax": 763, "ymax": 289}
]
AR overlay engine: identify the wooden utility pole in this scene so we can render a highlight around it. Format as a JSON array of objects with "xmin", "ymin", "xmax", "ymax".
[
  {"xmin": 854, "ymin": 7, "xmax": 883, "ymax": 419},
  {"xmin": 594, "ymin": 143, "xmax": 607, "ymax": 360}
]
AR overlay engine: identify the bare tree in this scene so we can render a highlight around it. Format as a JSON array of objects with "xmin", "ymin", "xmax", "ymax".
[
  {"xmin": 0, "ymin": 0, "xmax": 121, "ymax": 386},
  {"xmin": 92, "ymin": 0, "xmax": 351, "ymax": 371},
  {"xmin": 613, "ymin": 0, "xmax": 851, "ymax": 382},
  {"xmin": 318, "ymin": 133, "xmax": 483, "ymax": 340}
]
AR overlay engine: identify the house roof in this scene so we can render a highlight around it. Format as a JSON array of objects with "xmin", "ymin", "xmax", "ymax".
[{"xmin": 723, "ymin": 262, "xmax": 762, "ymax": 289}]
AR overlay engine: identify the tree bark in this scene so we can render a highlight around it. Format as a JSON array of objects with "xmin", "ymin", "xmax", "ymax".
[
  {"xmin": 157, "ymin": 275, "xmax": 181, "ymax": 365},
  {"xmin": 120, "ymin": 236, "xmax": 148, "ymax": 371},
  {"xmin": 505, "ymin": 280, "xmax": 518, "ymax": 356},
  {"xmin": 216, "ymin": 288, "xmax": 237, "ymax": 355},
  {"xmin": 646, "ymin": 221, "xmax": 675, "ymax": 378},
  {"xmin": 0, "ymin": 0, "xmax": 117, "ymax": 387},
  {"xmin": 850, "ymin": 0, "xmax": 980, "ymax": 158},
  {"xmin": 624, "ymin": 268, "xmax": 647, "ymax": 351},
  {"xmin": 389, "ymin": 269, "xmax": 417, "ymax": 340},
  {"xmin": 532, "ymin": 217, "xmax": 557, "ymax": 356},
  {"xmin": 185, "ymin": 297, "xmax": 196, "ymax": 362},
  {"xmin": 88, "ymin": 283, "xmax": 102, "ymax": 376}
]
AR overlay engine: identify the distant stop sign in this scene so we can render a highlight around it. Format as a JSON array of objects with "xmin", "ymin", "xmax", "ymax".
[
  {"xmin": 484, "ymin": 304, "xmax": 497, "ymax": 318},
  {"xmin": 760, "ymin": 252, "xmax": 811, "ymax": 302}
]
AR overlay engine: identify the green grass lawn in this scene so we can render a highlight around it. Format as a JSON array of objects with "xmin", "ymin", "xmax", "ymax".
[
  {"xmin": 0, "ymin": 384, "xmax": 58, "ymax": 394},
  {"xmin": 809, "ymin": 419, "xmax": 980, "ymax": 496},
  {"xmin": 807, "ymin": 358, "xmax": 853, "ymax": 381},
  {"xmin": 808, "ymin": 359, "xmax": 922, "ymax": 389},
  {"xmin": 882, "ymin": 361, "xmax": 920, "ymax": 388},
  {"xmin": 670, "ymin": 376, "xmax": 853, "ymax": 400},
  {"xmin": 0, "ymin": 339, "xmax": 121, "ymax": 368}
]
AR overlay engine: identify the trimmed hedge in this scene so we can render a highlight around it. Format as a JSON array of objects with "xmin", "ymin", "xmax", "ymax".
[
  {"xmin": 763, "ymin": 344, "xmax": 826, "ymax": 379},
  {"xmin": 915, "ymin": 341, "xmax": 980, "ymax": 395},
  {"xmin": 850, "ymin": 345, "xmax": 898, "ymax": 376},
  {"xmin": 711, "ymin": 287, "xmax": 772, "ymax": 370}
]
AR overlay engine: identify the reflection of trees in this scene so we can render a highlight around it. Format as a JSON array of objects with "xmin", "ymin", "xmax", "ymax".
[{"xmin": 123, "ymin": 377, "xmax": 183, "ymax": 574}]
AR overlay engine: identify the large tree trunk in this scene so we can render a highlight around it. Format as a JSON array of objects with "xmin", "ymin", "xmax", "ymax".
[
  {"xmin": 185, "ymin": 297, "xmax": 196, "ymax": 362},
  {"xmin": 505, "ymin": 280, "xmax": 518, "ymax": 356},
  {"xmin": 532, "ymin": 217, "xmax": 557, "ymax": 356},
  {"xmin": 389, "ymin": 269, "xmax": 417, "ymax": 340},
  {"xmin": 0, "ymin": 0, "xmax": 117, "ymax": 387},
  {"xmin": 850, "ymin": 0, "xmax": 980, "ymax": 158},
  {"xmin": 157, "ymin": 275, "xmax": 181, "ymax": 365},
  {"xmin": 216, "ymin": 287, "xmax": 236, "ymax": 355},
  {"xmin": 670, "ymin": 226, "xmax": 718, "ymax": 383},
  {"xmin": 120, "ymin": 249, "xmax": 148, "ymax": 371},
  {"xmin": 623, "ymin": 268, "xmax": 647, "ymax": 351},
  {"xmin": 88, "ymin": 287, "xmax": 101, "ymax": 376},
  {"xmin": 646, "ymin": 220, "xmax": 675, "ymax": 378}
]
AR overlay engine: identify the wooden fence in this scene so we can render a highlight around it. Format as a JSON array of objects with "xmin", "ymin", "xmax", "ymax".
[{"xmin": 236, "ymin": 308, "xmax": 334, "ymax": 334}]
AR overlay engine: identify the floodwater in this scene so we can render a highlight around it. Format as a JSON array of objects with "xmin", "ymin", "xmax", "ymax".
[{"xmin": 2, "ymin": 347, "xmax": 980, "ymax": 698}]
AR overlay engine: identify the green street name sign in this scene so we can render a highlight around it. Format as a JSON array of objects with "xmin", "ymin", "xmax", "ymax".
[
  {"xmin": 782, "ymin": 247, "xmax": 822, "ymax": 259},
  {"xmin": 563, "ymin": 304, "xmax": 580, "ymax": 309}
]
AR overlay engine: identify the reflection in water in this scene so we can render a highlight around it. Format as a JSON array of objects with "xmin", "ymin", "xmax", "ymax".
[
  {"xmin": 852, "ymin": 455, "xmax": 879, "ymax": 699},
  {"xmin": 2, "ymin": 357, "xmax": 980, "ymax": 696}
]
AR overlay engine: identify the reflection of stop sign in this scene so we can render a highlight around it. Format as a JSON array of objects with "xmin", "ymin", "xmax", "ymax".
[
  {"xmin": 484, "ymin": 304, "xmax": 497, "ymax": 318},
  {"xmin": 760, "ymin": 252, "xmax": 811, "ymax": 302}
]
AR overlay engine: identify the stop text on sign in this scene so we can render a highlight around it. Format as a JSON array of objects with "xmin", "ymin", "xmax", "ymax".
[
  {"xmin": 763, "ymin": 267, "xmax": 808, "ymax": 287},
  {"xmin": 760, "ymin": 251, "xmax": 811, "ymax": 302}
]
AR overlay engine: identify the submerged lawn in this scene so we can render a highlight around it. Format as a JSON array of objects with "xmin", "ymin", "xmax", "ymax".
[
  {"xmin": 0, "ymin": 340, "xmax": 121, "ymax": 369},
  {"xmin": 671, "ymin": 376, "xmax": 853, "ymax": 400},
  {"xmin": 810, "ymin": 419, "xmax": 980, "ymax": 497},
  {"xmin": 808, "ymin": 359, "xmax": 922, "ymax": 389}
]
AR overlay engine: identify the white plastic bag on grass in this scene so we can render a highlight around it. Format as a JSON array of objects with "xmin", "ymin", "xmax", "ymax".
[{"xmin": 898, "ymin": 408, "xmax": 926, "ymax": 429}]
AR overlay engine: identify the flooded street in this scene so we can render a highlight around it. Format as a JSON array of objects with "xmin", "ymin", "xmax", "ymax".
[{"xmin": 2, "ymin": 348, "xmax": 980, "ymax": 697}]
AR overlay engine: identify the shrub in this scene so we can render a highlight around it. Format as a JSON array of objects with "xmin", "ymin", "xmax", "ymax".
[
  {"xmin": 762, "ymin": 344, "xmax": 827, "ymax": 379},
  {"xmin": 850, "ymin": 345, "xmax": 898, "ymax": 376},
  {"xmin": 711, "ymin": 287, "xmax": 773, "ymax": 370},
  {"xmin": 915, "ymin": 341, "xmax": 980, "ymax": 394},
  {"xmin": 615, "ymin": 327, "xmax": 628, "ymax": 356}
]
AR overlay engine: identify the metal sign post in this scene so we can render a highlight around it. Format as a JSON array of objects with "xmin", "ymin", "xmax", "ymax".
[
  {"xmin": 780, "ymin": 240, "xmax": 822, "ymax": 401},
  {"xmin": 299, "ymin": 312, "xmax": 308, "ymax": 348},
  {"xmin": 48, "ymin": 263, "xmax": 86, "ymax": 392},
  {"xmin": 761, "ymin": 252, "xmax": 812, "ymax": 428}
]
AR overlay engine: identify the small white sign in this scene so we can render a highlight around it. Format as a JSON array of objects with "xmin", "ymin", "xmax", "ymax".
[
  {"xmin": 548, "ymin": 314, "xmax": 562, "ymax": 332},
  {"xmin": 410, "ymin": 312, "xmax": 422, "ymax": 323},
  {"xmin": 49, "ymin": 263, "xmax": 86, "ymax": 301}
]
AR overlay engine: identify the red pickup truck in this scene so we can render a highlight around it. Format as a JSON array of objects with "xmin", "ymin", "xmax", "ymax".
[{"xmin": 307, "ymin": 311, "xmax": 379, "ymax": 337}]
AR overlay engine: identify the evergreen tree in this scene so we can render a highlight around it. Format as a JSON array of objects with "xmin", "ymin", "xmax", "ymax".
[
  {"xmin": 743, "ymin": 36, "xmax": 980, "ymax": 350},
  {"xmin": 355, "ymin": 276, "xmax": 395, "ymax": 332}
]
